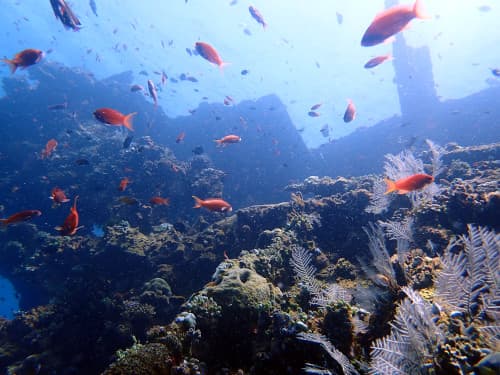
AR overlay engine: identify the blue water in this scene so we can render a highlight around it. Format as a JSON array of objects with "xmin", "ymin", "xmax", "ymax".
[{"xmin": 0, "ymin": 275, "xmax": 19, "ymax": 319}]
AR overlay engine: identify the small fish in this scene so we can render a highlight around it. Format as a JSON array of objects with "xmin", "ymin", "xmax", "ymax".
[
  {"xmin": 118, "ymin": 178, "xmax": 130, "ymax": 192},
  {"xmin": 75, "ymin": 158, "xmax": 89, "ymax": 165},
  {"xmin": 214, "ymin": 134, "xmax": 241, "ymax": 147},
  {"xmin": 49, "ymin": 0, "xmax": 81, "ymax": 31},
  {"xmin": 361, "ymin": 0, "xmax": 429, "ymax": 47},
  {"xmin": 2, "ymin": 49, "xmax": 44, "ymax": 73},
  {"xmin": 55, "ymin": 196, "xmax": 81, "ymax": 235},
  {"xmin": 343, "ymin": 99, "xmax": 356, "ymax": 123},
  {"xmin": 241, "ymin": 69, "xmax": 249, "ymax": 75},
  {"xmin": 192, "ymin": 196, "xmax": 232, "ymax": 212},
  {"xmin": 89, "ymin": 0, "xmax": 98, "ymax": 16},
  {"xmin": 150, "ymin": 197, "xmax": 170, "ymax": 206},
  {"xmin": 185, "ymin": 48, "xmax": 193, "ymax": 56},
  {"xmin": 176, "ymin": 132, "xmax": 185, "ymax": 144},
  {"xmin": 47, "ymin": 102, "xmax": 68, "ymax": 110},
  {"xmin": 384, "ymin": 173, "xmax": 434, "ymax": 194},
  {"xmin": 490, "ymin": 68, "xmax": 500, "ymax": 77},
  {"xmin": 50, "ymin": 187, "xmax": 70, "ymax": 203},
  {"xmin": 336, "ymin": 12, "xmax": 343, "ymax": 25},
  {"xmin": 130, "ymin": 84, "xmax": 144, "ymax": 92},
  {"xmin": 0, "ymin": 210, "xmax": 42, "ymax": 226},
  {"xmin": 41, "ymin": 139, "xmax": 58, "ymax": 159},
  {"xmin": 186, "ymin": 76, "xmax": 198, "ymax": 83},
  {"xmin": 123, "ymin": 135, "xmax": 133, "ymax": 149},
  {"xmin": 308, "ymin": 111, "xmax": 320, "ymax": 117},
  {"xmin": 249, "ymin": 5, "xmax": 267, "ymax": 28},
  {"xmin": 93, "ymin": 108, "xmax": 137, "ymax": 131},
  {"xmin": 364, "ymin": 54, "xmax": 392, "ymax": 69},
  {"xmin": 118, "ymin": 196, "xmax": 138, "ymax": 205},
  {"xmin": 310, "ymin": 103, "xmax": 322, "ymax": 111},
  {"xmin": 161, "ymin": 71, "xmax": 168, "ymax": 86},
  {"xmin": 147, "ymin": 79, "xmax": 158, "ymax": 108},
  {"xmin": 195, "ymin": 42, "xmax": 229, "ymax": 70},
  {"xmin": 320, "ymin": 124, "xmax": 330, "ymax": 137}
]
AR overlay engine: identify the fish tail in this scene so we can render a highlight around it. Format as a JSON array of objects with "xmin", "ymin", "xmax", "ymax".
[
  {"xmin": 123, "ymin": 112, "xmax": 137, "ymax": 131},
  {"xmin": 73, "ymin": 195, "xmax": 79, "ymax": 210},
  {"xmin": 214, "ymin": 139, "xmax": 223, "ymax": 147},
  {"xmin": 414, "ymin": 0, "xmax": 430, "ymax": 19},
  {"xmin": 218, "ymin": 61, "xmax": 231, "ymax": 75},
  {"xmin": 192, "ymin": 195, "xmax": 203, "ymax": 208},
  {"xmin": 384, "ymin": 178, "xmax": 397, "ymax": 194},
  {"xmin": 1, "ymin": 59, "xmax": 17, "ymax": 74}
]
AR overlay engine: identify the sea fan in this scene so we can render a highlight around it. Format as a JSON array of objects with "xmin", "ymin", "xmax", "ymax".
[
  {"xmin": 425, "ymin": 139, "xmax": 445, "ymax": 178},
  {"xmin": 378, "ymin": 217, "xmax": 414, "ymax": 265},
  {"xmin": 365, "ymin": 178, "xmax": 391, "ymax": 215},
  {"xmin": 369, "ymin": 287, "xmax": 443, "ymax": 375},
  {"xmin": 298, "ymin": 333, "xmax": 359, "ymax": 375},
  {"xmin": 363, "ymin": 222, "xmax": 396, "ymax": 284},
  {"xmin": 384, "ymin": 149, "xmax": 424, "ymax": 181},
  {"xmin": 290, "ymin": 247, "xmax": 351, "ymax": 306},
  {"xmin": 436, "ymin": 225, "xmax": 499, "ymax": 320}
]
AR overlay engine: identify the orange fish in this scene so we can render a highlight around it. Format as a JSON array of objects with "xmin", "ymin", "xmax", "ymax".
[
  {"xmin": 195, "ymin": 42, "xmax": 229, "ymax": 70},
  {"xmin": 249, "ymin": 5, "xmax": 267, "ymax": 28},
  {"xmin": 118, "ymin": 178, "xmax": 130, "ymax": 192},
  {"xmin": 93, "ymin": 108, "xmax": 137, "ymax": 131},
  {"xmin": 384, "ymin": 173, "xmax": 434, "ymax": 194},
  {"xmin": 364, "ymin": 54, "xmax": 392, "ymax": 69},
  {"xmin": 0, "ymin": 210, "xmax": 42, "ymax": 225},
  {"xmin": 192, "ymin": 196, "xmax": 232, "ymax": 212},
  {"xmin": 41, "ymin": 139, "xmax": 58, "ymax": 159},
  {"xmin": 2, "ymin": 49, "xmax": 44, "ymax": 73},
  {"xmin": 50, "ymin": 187, "xmax": 70, "ymax": 203},
  {"xmin": 361, "ymin": 0, "xmax": 429, "ymax": 47},
  {"xmin": 343, "ymin": 99, "xmax": 356, "ymax": 123},
  {"xmin": 214, "ymin": 134, "xmax": 241, "ymax": 147},
  {"xmin": 176, "ymin": 132, "xmax": 186, "ymax": 144},
  {"xmin": 150, "ymin": 196, "xmax": 170, "ymax": 206},
  {"xmin": 55, "ymin": 196, "xmax": 81, "ymax": 235}
]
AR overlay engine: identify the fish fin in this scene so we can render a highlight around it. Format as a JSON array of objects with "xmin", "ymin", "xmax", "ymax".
[
  {"xmin": 192, "ymin": 195, "xmax": 203, "ymax": 208},
  {"xmin": 414, "ymin": 0, "xmax": 431, "ymax": 19},
  {"xmin": 1, "ymin": 59, "xmax": 17, "ymax": 74},
  {"xmin": 123, "ymin": 112, "xmax": 137, "ymax": 131},
  {"xmin": 384, "ymin": 178, "xmax": 397, "ymax": 194},
  {"xmin": 62, "ymin": 198, "xmax": 70, "ymax": 203},
  {"xmin": 218, "ymin": 61, "xmax": 231, "ymax": 75},
  {"xmin": 382, "ymin": 36, "xmax": 396, "ymax": 45},
  {"xmin": 397, "ymin": 189, "xmax": 410, "ymax": 195}
]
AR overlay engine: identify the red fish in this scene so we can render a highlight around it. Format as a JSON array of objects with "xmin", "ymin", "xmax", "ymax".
[
  {"xmin": 192, "ymin": 196, "xmax": 232, "ymax": 212},
  {"xmin": 364, "ymin": 54, "xmax": 392, "ymax": 69},
  {"xmin": 118, "ymin": 178, "xmax": 130, "ymax": 192},
  {"xmin": 195, "ymin": 42, "xmax": 229, "ymax": 70},
  {"xmin": 150, "ymin": 196, "xmax": 170, "ymax": 206},
  {"xmin": 214, "ymin": 134, "xmax": 241, "ymax": 147},
  {"xmin": 176, "ymin": 132, "xmax": 185, "ymax": 144},
  {"xmin": 384, "ymin": 173, "xmax": 434, "ymax": 194},
  {"xmin": 50, "ymin": 187, "xmax": 70, "ymax": 203},
  {"xmin": 93, "ymin": 108, "xmax": 137, "ymax": 131},
  {"xmin": 0, "ymin": 210, "xmax": 42, "ymax": 226},
  {"xmin": 343, "ymin": 99, "xmax": 356, "ymax": 123},
  {"xmin": 2, "ymin": 49, "xmax": 44, "ymax": 74},
  {"xmin": 55, "ymin": 196, "xmax": 81, "ymax": 235},
  {"xmin": 249, "ymin": 5, "xmax": 267, "ymax": 28},
  {"xmin": 361, "ymin": 0, "xmax": 429, "ymax": 47},
  {"xmin": 147, "ymin": 80, "xmax": 158, "ymax": 108},
  {"xmin": 41, "ymin": 139, "xmax": 58, "ymax": 159}
]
